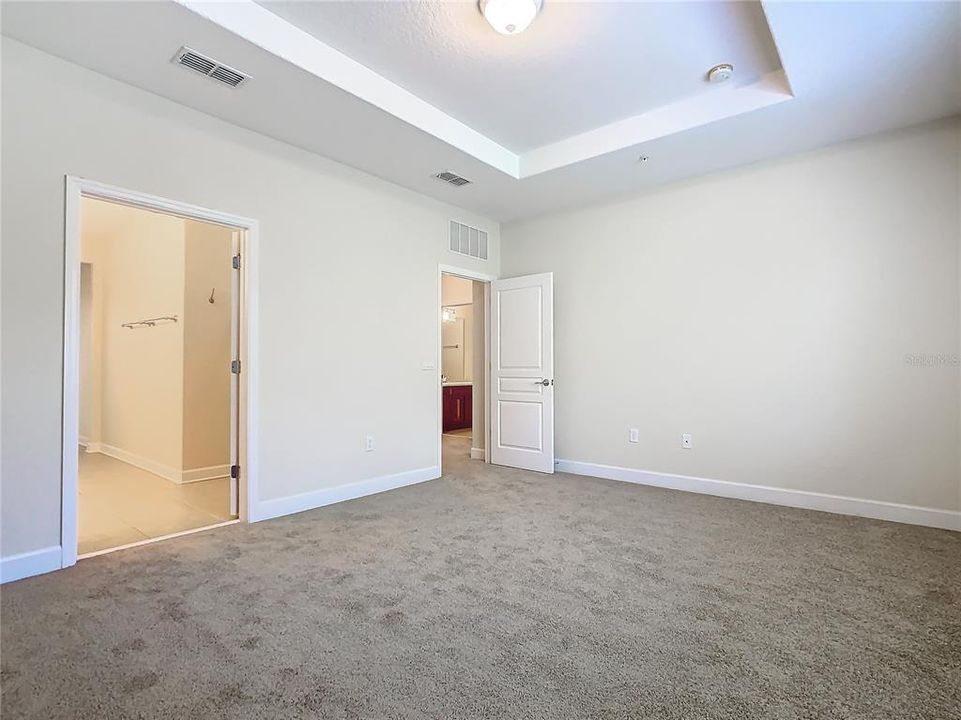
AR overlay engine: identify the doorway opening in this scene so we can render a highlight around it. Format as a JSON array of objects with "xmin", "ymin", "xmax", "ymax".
[
  {"xmin": 63, "ymin": 177, "xmax": 259, "ymax": 568},
  {"xmin": 76, "ymin": 197, "xmax": 238, "ymax": 556},
  {"xmin": 439, "ymin": 270, "xmax": 490, "ymax": 470}
]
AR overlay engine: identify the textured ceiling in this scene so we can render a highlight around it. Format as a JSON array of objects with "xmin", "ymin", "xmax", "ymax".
[{"xmin": 258, "ymin": 0, "xmax": 782, "ymax": 153}]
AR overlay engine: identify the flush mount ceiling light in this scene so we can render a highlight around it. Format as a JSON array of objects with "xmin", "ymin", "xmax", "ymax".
[{"xmin": 479, "ymin": 0, "xmax": 543, "ymax": 35}]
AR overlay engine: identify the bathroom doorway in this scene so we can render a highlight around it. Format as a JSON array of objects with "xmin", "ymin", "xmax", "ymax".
[{"xmin": 440, "ymin": 270, "xmax": 490, "ymax": 468}]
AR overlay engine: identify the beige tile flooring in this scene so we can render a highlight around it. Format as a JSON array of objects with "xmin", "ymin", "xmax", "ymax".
[
  {"xmin": 442, "ymin": 428, "xmax": 472, "ymax": 438},
  {"xmin": 79, "ymin": 451, "xmax": 234, "ymax": 555}
]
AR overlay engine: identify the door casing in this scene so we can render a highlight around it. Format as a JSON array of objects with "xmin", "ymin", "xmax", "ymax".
[{"xmin": 62, "ymin": 176, "xmax": 260, "ymax": 568}]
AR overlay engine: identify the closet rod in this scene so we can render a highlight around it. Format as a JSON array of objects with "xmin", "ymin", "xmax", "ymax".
[{"xmin": 121, "ymin": 315, "xmax": 178, "ymax": 329}]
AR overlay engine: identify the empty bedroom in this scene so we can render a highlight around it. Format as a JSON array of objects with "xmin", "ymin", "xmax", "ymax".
[{"xmin": 1, "ymin": 1, "xmax": 958, "ymax": 719}]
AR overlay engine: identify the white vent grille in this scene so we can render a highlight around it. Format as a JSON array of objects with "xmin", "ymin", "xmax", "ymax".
[
  {"xmin": 436, "ymin": 171, "xmax": 472, "ymax": 187},
  {"xmin": 173, "ymin": 46, "xmax": 250, "ymax": 88},
  {"xmin": 449, "ymin": 221, "xmax": 488, "ymax": 260}
]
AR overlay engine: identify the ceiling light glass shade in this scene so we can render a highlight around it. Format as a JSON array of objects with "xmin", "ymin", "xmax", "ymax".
[{"xmin": 480, "ymin": 0, "xmax": 543, "ymax": 35}]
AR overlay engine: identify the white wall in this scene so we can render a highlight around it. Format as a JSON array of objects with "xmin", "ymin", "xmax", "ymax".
[
  {"xmin": 471, "ymin": 280, "xmax": 487, "ymax": 451},
  {"xmin": 0, "ymin": 39, "xmax": 499, "ymax": 559},
  {"xmin": 78, "ymin": 263, "xmax": 96, "ymax": 445},
  {"xmin": 80, "ymin": 200, "xmax": 234, "ymax": 481},
  {"xmin": 182, "ymin": 221, "xmax": 234, "ymax": 474},
  {"xmin": 82, "ymin": 198, "xmax": 187, "ymax": 475},
  {"xmin": 503, "ymin": 119, "xmax": 961, "ymax": 515},
  {"xmin": 442, "ymin": 274, "xmax": 474, "ymax": 306}
]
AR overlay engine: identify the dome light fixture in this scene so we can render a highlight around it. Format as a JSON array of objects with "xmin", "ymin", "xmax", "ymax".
[{"xmin": 479, "ymin": 0, "xmax": 544, "ymax": 35}]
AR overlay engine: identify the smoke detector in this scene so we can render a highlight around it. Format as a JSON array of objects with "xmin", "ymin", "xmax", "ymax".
[{"xmin": 706, "ymin": 64, "xmax": 734, "ymax": 84}]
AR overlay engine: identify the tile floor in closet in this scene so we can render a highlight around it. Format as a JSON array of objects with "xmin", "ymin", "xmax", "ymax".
[{"xmin": 78, "ymin": 451, "xmax": 233, "ymax": 555}]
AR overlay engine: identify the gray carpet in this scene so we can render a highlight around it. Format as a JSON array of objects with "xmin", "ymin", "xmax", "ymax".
[{"xmin": 2, "ymin": 436, "xmax": 959, "ymax": 719}]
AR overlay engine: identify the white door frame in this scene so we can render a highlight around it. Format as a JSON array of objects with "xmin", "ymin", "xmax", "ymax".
[
  {"xmin": 438, "ymin": 264, "xmax": 496, "ymax": 470},
  {"xmin": 62, "ymin": 176, "xmax": 260, "ymax": 568}
]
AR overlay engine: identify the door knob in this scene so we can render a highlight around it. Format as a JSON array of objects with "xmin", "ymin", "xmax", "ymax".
[{"xmin": 538, "ymin": 378, "xmax": 551, "ymax": 386}]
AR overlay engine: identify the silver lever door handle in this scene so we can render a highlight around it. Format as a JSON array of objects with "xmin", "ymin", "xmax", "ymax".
[{"xmin": 538, "ymin": 378, "xmax": 551, "ymax": 386}]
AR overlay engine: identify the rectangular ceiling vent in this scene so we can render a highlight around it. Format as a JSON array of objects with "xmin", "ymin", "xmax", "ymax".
[
  {"xmin": 435, "ymin": 171, "xmax": 472, "ymax": 187},
  {"xmin": 449, "ymin": 221, "xmax": 489, "ymax": 261},
  {"xmin": 173, "ymin": 46, "xmax": 250, "ymax": 88}
]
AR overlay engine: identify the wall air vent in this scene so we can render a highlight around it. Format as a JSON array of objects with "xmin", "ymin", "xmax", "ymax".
[
  {"xmin": 173, "ymin": 46, "xmax": 250, "ymax": 88},
  {"xmin": 435, "ymin": 171, "xmax": 472, "ymax": 187},
  {"xmin": 449, "ymin": 221, "xmax": 489, "ymax": 260}
]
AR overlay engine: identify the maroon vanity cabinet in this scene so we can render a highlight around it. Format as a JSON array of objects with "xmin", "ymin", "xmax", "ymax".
[{"xmin": 443, "ymin": 384, "xmax": 472, "ymax": 432}]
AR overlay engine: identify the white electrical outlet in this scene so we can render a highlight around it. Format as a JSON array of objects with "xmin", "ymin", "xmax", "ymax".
[
  {"xmin": 365, "ymin": 435, "xmax": 375, "ymax": 452},
  {"xmin": 629, "ymin": 428, "xmax": 639, "ymax": 443},
  {"xmin": 682, "ymin": 433, "xmax": 693, "ymax": 449}
]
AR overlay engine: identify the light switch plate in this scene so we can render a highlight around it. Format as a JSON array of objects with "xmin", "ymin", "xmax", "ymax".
[
  {"xmin": 422, "ymin": 361, "xmax": 437, "ymax": 371},
  {"xmin": 629, "ymin": 428, "xmax": 639, "ymax": 443}
]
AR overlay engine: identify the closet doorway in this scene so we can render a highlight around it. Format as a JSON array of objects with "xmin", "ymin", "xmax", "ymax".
[{"xmin": 63, "ymin": 178, "xmax": 258, "ymax": 566}]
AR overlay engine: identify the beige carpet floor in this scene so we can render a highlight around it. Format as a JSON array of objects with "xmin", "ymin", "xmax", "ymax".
[{"xmin": 1, "ymin": 435, "xmax": 959, "ymax": 719}]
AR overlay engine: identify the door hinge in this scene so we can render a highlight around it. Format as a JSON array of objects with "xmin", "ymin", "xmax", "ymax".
[
  {"xmin": 230, "ymin": 464, "xmax": 240, "ymax": 479},
  {"xmin": 232, "ymin": 254, "xmax": 241, "ymax": 270},
  {"xmin": 231, "ymin": 359, "xmax": 242, "ymax": 374}
]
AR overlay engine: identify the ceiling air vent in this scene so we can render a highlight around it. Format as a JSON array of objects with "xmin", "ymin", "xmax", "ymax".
[
  {"xmin": 435, "ymin": 171, "xmax": 472, "ymax": 187},
  {"xmin": 173, "ymin": 46, "xmax": 250, "ymax": 88},
  {"xmin": 449, "ymin": 221, "xmax": 489, "ymax": 261}
]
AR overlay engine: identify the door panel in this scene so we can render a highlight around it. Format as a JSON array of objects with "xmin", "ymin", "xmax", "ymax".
[
  {"xmin": 498, "ymin": 401, "xmax": 543, "ymax": 451},
  {"xmin": 497, "ymin": 286, "xmax": 543, "ymax": 369},
  {"xmin": 491, "ymin": 273, "xmax": 553, "ymax": 473}
]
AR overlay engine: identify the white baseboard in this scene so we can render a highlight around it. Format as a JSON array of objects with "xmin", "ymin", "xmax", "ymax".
[
  {"xmin": 252, "ymin": 466, "xmax": 440, "ymax": 523},
  {"xmin": 1, "ymin": 545, "xmax": 62, "ymax": 584},
  {"xmin": 97, "ymin": 443, "xmax": 181, "ymax": 483},
  {"xmin": 78, "ymin": 436, "xmax": 101, "ymax": 453},
  {"xmin": 555, "ymin": 459, "xmax": 961, "ymax": 532},
  {"xmin": 92, "ymin": 444, "xmax": 226, "ymax": 484},
  {"xmin": 181, "ymin": 464, "xmax": 230, "ymax": 483},
  {"xmin": 470, "ymin": 447, "xmax": 486, "ymax": 460}
]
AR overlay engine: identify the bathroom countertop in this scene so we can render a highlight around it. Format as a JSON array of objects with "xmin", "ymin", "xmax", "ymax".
[{"xmin": 442, "ymin": 381, "xmax": 473, "ymax": 387}]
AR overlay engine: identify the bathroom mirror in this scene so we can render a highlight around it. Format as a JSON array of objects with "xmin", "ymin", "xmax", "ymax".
[{"xmin": 441, "ymin": 304, "xmax": 472, "ymax": 382}]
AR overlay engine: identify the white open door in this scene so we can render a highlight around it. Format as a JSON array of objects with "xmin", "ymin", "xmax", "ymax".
[{"xmin": 490, "ymin": 272, "xmax": 554, "ymax": 473}]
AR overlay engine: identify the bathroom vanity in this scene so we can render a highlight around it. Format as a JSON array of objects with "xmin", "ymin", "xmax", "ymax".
[{"xmin": 442, "ymin": 383, "xmax": 472, "ymax": 432}]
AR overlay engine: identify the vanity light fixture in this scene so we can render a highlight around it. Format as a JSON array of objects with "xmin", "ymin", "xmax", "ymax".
[{"xmin": 479, "ymin": 0, "xmax": 543, "ymax": 35}]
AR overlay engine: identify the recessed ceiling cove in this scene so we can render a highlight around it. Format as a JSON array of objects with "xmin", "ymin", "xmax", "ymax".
[
  {"xmin": 3, "ymin": 0, "xmax": 958, "ymax": 221},
  {"xmin": 191, "ymin": 0, "xmax": 794, "ymax": 178}
]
